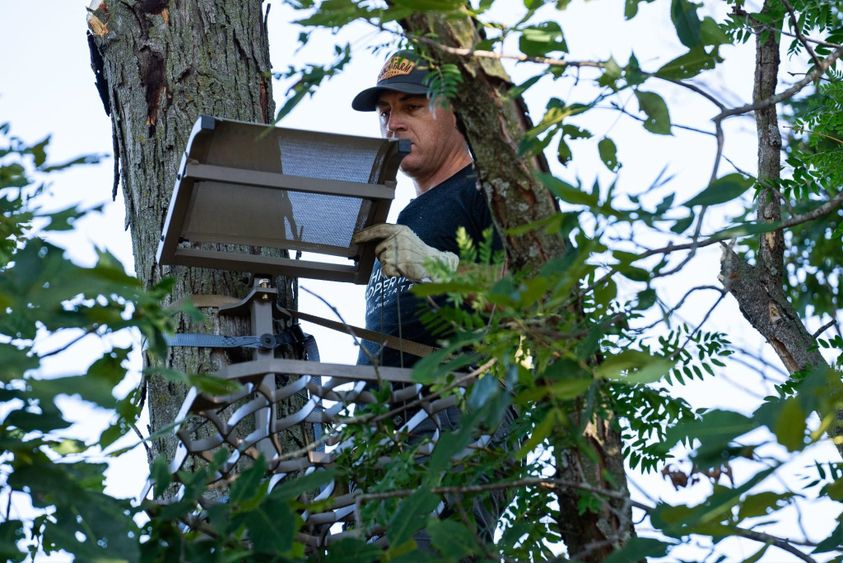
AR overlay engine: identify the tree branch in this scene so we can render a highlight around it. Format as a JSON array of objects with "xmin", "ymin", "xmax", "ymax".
[
  {"xmin": 733, "ymin": 527, "xmax": 817, "ymax": 563},
  {"xmin": 351, "ymin": 477, "xmax": 818, "ymax": 561},
  {"xmin": 638, "ymin": 190, "xmax": 843, "ymax": 260},
  {"xmin": 714, "ymin": 46, "xmax": 843, "ymax": 123},
  {"xmin": 813, "ymin": 319, "xmax": 836, "ymax": 339},
  {"xmin": 780, "ymin": 0, "xmax": 823, "ymax": 69},
  {"xmin": 352, "ymin": 476, "xmax": 651, "ymax": 529}
]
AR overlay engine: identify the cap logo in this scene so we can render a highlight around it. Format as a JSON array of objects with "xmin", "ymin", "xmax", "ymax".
[{"xmin": 378, "ymin": 56, "xmax": 416, "ymax": 82}]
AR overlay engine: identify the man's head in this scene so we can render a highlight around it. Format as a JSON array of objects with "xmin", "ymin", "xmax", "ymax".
[{"xmin": 353, "ymin": 51, "xmax": 471, "ymax": 193}]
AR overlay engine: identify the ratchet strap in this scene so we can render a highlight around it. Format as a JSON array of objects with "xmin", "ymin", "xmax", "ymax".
[
  {"xmin": 172, "ymin": 294, "xmax": 436, "ymax": 358},
  {"xmin": 165, "ymin": 332, "xmax": 298, "ymax": 351}
]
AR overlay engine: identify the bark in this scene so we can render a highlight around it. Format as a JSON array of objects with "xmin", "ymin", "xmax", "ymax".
[
  {"xmin": 87, "ymin": 0, "xmax": 303, "ymax": 472},
  {"xmin": 398, "ymin": 14, "xmax": 634, "ymax": 560},
  {"xmin": 719, "ymin": 1, "xmax": 841, "ymax": 456},
  {"xmin": 401, "ymin": 17, "xmax": 565, "ymax": 273}
]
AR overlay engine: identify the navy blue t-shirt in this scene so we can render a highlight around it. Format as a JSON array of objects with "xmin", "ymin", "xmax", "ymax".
[{"xmin": 358, "ymin": 165, "xmax": 501, "ymax": 367}]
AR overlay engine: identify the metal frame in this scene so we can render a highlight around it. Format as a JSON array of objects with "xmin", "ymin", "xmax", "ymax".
[{"xmin": 157, "ymin": 116, "xmax": 408, "ymax": 284}]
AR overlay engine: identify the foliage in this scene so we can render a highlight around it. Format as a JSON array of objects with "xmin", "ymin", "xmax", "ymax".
[
  {"xmin": 257, "ymin": 0, "xmax": 843, "ymax": 559},
  {"xmin": 0, "ymin": 126, "xmax": 174, "ymax": 560},
  {"xmin": 8, "ymin": 0, "xmax": 843, "ymax": 561}
]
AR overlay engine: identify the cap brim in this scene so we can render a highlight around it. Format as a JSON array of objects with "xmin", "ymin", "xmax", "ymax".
[{"xmin": 351, "ymin": 83, "xmax": 430, "ymax": 111}]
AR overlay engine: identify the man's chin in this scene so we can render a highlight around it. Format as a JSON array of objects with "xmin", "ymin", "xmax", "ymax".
[{"xmin": 399, "ymin": 159, "xmax": 422, "ymax": 177}]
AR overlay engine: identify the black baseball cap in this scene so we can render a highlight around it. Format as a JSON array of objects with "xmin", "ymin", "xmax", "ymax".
[{"xmin": 351, "ymin": 51, "xmax": 431, "ymax": 112}]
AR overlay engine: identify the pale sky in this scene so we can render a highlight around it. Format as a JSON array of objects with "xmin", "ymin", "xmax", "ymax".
[{"xmin": 1, "ymin": 1, "xmax": 839, "ymax": 560}]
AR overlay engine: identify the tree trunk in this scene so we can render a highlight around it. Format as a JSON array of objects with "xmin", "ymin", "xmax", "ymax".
[
  {"xmin": 87, "ymin": 0, "xmax": 302, "ymax": 472},
  {"xmin": 399, "ymin": 14, "xmax": 634, "ymax": 560},
  {"xmin": 719, "ymin": 1, "xmax": 842, "ymax": 456}
]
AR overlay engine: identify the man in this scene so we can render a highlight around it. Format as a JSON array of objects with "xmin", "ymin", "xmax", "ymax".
[
  {"xmin": 349, "ymin": 52, "xmax": 510, "ymax": 548},
  {"xmin": 351, "ymin": 50, "xmax": 501, "ymax": 368}
]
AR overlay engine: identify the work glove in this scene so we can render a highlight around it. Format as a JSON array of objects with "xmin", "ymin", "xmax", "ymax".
[{"xmin": 352, "ymin": 223, "xmax": 459, "ymax": 282}]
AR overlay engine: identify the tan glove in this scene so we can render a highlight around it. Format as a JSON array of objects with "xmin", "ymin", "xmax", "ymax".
[{"xmin": 352, "ymin": 223, "xmax": 459, "ymax": 282}]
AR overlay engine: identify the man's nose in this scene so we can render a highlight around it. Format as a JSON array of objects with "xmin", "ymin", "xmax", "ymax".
[{"xmin": 386, "ymin": 113, "xmax": 406, "ymax": 136}]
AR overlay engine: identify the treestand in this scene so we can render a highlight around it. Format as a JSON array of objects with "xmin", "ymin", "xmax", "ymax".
[{"xmin": 145, "ymin": 116, "xmax": 482, "ymax": 547}]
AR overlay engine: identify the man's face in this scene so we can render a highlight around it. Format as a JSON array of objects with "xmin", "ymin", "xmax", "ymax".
[{"xmin": 376, "ymin": 91, "xmax": 466, "ymax": 181}]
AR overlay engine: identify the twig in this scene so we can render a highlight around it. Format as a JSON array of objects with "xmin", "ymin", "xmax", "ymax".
[
  {"xmin": 382, "ymin": 26, "xmax": 606, "ymax": 70},
  {"xmin": 670, "ymin": 290, "xmax": 727, "ymax": 360},
  {"xmin": 129, "ymin": 421, "xmax": 152, "ymax": 460},
  {"xmin": 780, "ymin": 0, "xmax": 822, "ymax": 69},
  {"xmin": 658, "ymin": 77, "xmax": 726, "ymax": 110},
  {"xmin": 733, "ymin": 528, "xmax": 816, "ymax": 562},
  {"xmin": 813, "ymin": 319, "xmax": 836, "ymax": 339},
  {"xmin": 634, "ymin": 285, "xmax": 724, "ymax": 332},
  {"xmin": 37, "ymin": 328, "xmax": 97, "ymax": 359},
  {"xmin": 778, "ymin": 190, "xmax": 843, "ymax": 228},
  {"xmin": 606, "ymin": 103, "xmax": 715, "ymax": 137},
  {"xmin": 5, "ymin": 488, "xmax": 11, "ymax": 521},
  {"xmin": 714, "ymin": 46, "xmax": 843, "ymax": 122},
  {"xmin": 742, "ymin": 12, "xmax": 843, "ymax": 50},
  {"xmin": 351, "ymin": 474, "xmax": 817, "ymax": 561},
  {"xmin": 638, "ymin": 190, "xmax": 843, "ymax": 260},
  {"xmin": 353, "ymin": 476, "xmax": 652, "ymax": 528}
]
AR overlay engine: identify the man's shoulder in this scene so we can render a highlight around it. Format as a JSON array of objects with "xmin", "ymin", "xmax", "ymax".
[
  {"xmin": 436, "ymin": 164, "xmax": 478, "ymax": 191},
  {"xmin": 420, "ymin": 165, "xmax": 480, "ymax": 203}
]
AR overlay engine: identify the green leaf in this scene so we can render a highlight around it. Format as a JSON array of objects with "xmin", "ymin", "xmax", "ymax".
[
  {"xmin": 773, "ymin": 398, "xmax": 806, "ymax": 451},
  {"xmin": 244, "ymin": 496, "xmax": 295, "ymax": 554},
  {"xmin": 684, "ymin": 173, "xmax": 754, "ymax": 207},
  {"xmin": 741, "ymin": 542, "xmax": 771, "ymax": 563},
  {"xmin": 814, "ymin": 520, "xmax": 843, "ymax": 553},
  {"xmin": 428, "ymin": 410, "xmax": 481, "ymax": 478},
  {"xmin": 655, "ymin": 47, "xmax": 718, "ymax": 80},
  {"xmin": 412, "ymin": 340, "xmax": 481, "ymax": 384},
  {"xmin": 604, "ymin": 537, "xmax": 673, "ymax": 562},
  {"xmin": 387, "ymin": 488, "xmax": 440, "ymax": 547},
  {"xmin": 671, "ymin": 0, "xmax": 702, "ymax": 48},
  {"xmin": 598, "ymin": 137, "xmax": 620, "ymax": 171},
  {"xmin": 616, "ymin": 262, "xmax": 650, "ymax": 282},
  {"xmin": 537, "ymin": 173, "xmax": 598, "ymax": 206},
  {"xmin": 188, "ymin": 373, "xmax": 242, "ymax": 396},
  {"xmin": 325, "ymin": 538, "xmax": 381, "ymax": 563},
  {"xmin": 625, "ymin": 52, "xmax": 647, "ymax": 87},
  {"xmin": 700, "ymin": 17, "xmax": 730, "ymax": 46},
  {"xmin": 519, "ymin": 21, "xmax": 567, "ymax": 57},
  {"xmin": 271, "ymin": 468, "xmax": 337, "ymax": 500},
  {"xmin": 0, "ymin": 521, "xmax": 25, "ymax": 563},
  {"xmin": 595, "ymin": 350, "xmax": 675, "ymax": 384},
  {"xmin": 151, "ymin": 455, "xmax": 172, "ymax": 499},
  {"xmin": 624, "ymin": 0, "xmax": 655, "ymax": 19},
  {"xmin": 737, "ymin": 491, "xmax": 793, "ymax": 520},
  {"xmin": 230, "ymin": 456, "xmax": 267, "ymax": 504},
  {"xmin": 652, "ymin": 468, "xmax": 775, "ymax": 538},
  {"xmin": 671, "ymin": 214, "xmax": 694, "ymax": 234},
  {"xmin": 598, "ymin": 57, "xmax": 623, "ymax": 89},
  {"xmin": 427, "ymin": 519, "xmax": 479, "ymax": 559},
  {"xmin": 665, "ymin": 410, "xmax": 755, "ymax": 467},
  {"xmin": 517, "ymin": 409, "xmax": 558, "ymax": 457},
  {"xmin": 637, "ymin": 287, "xmax": 657, "ymax": 309},
  {"xmin": 557, "ymin": 137, "xmax": 572, "ymax": 164},
  {"xmin": 391, "ymin": 0, "xmax": 464, "ymax": 10},
  {"xmin": 635, "ymin": 90, "xmax": 672, "ymax": 135},
  {"xmin": 547, "ymin": 377, "xmax": 592, "ymax": 399}
]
